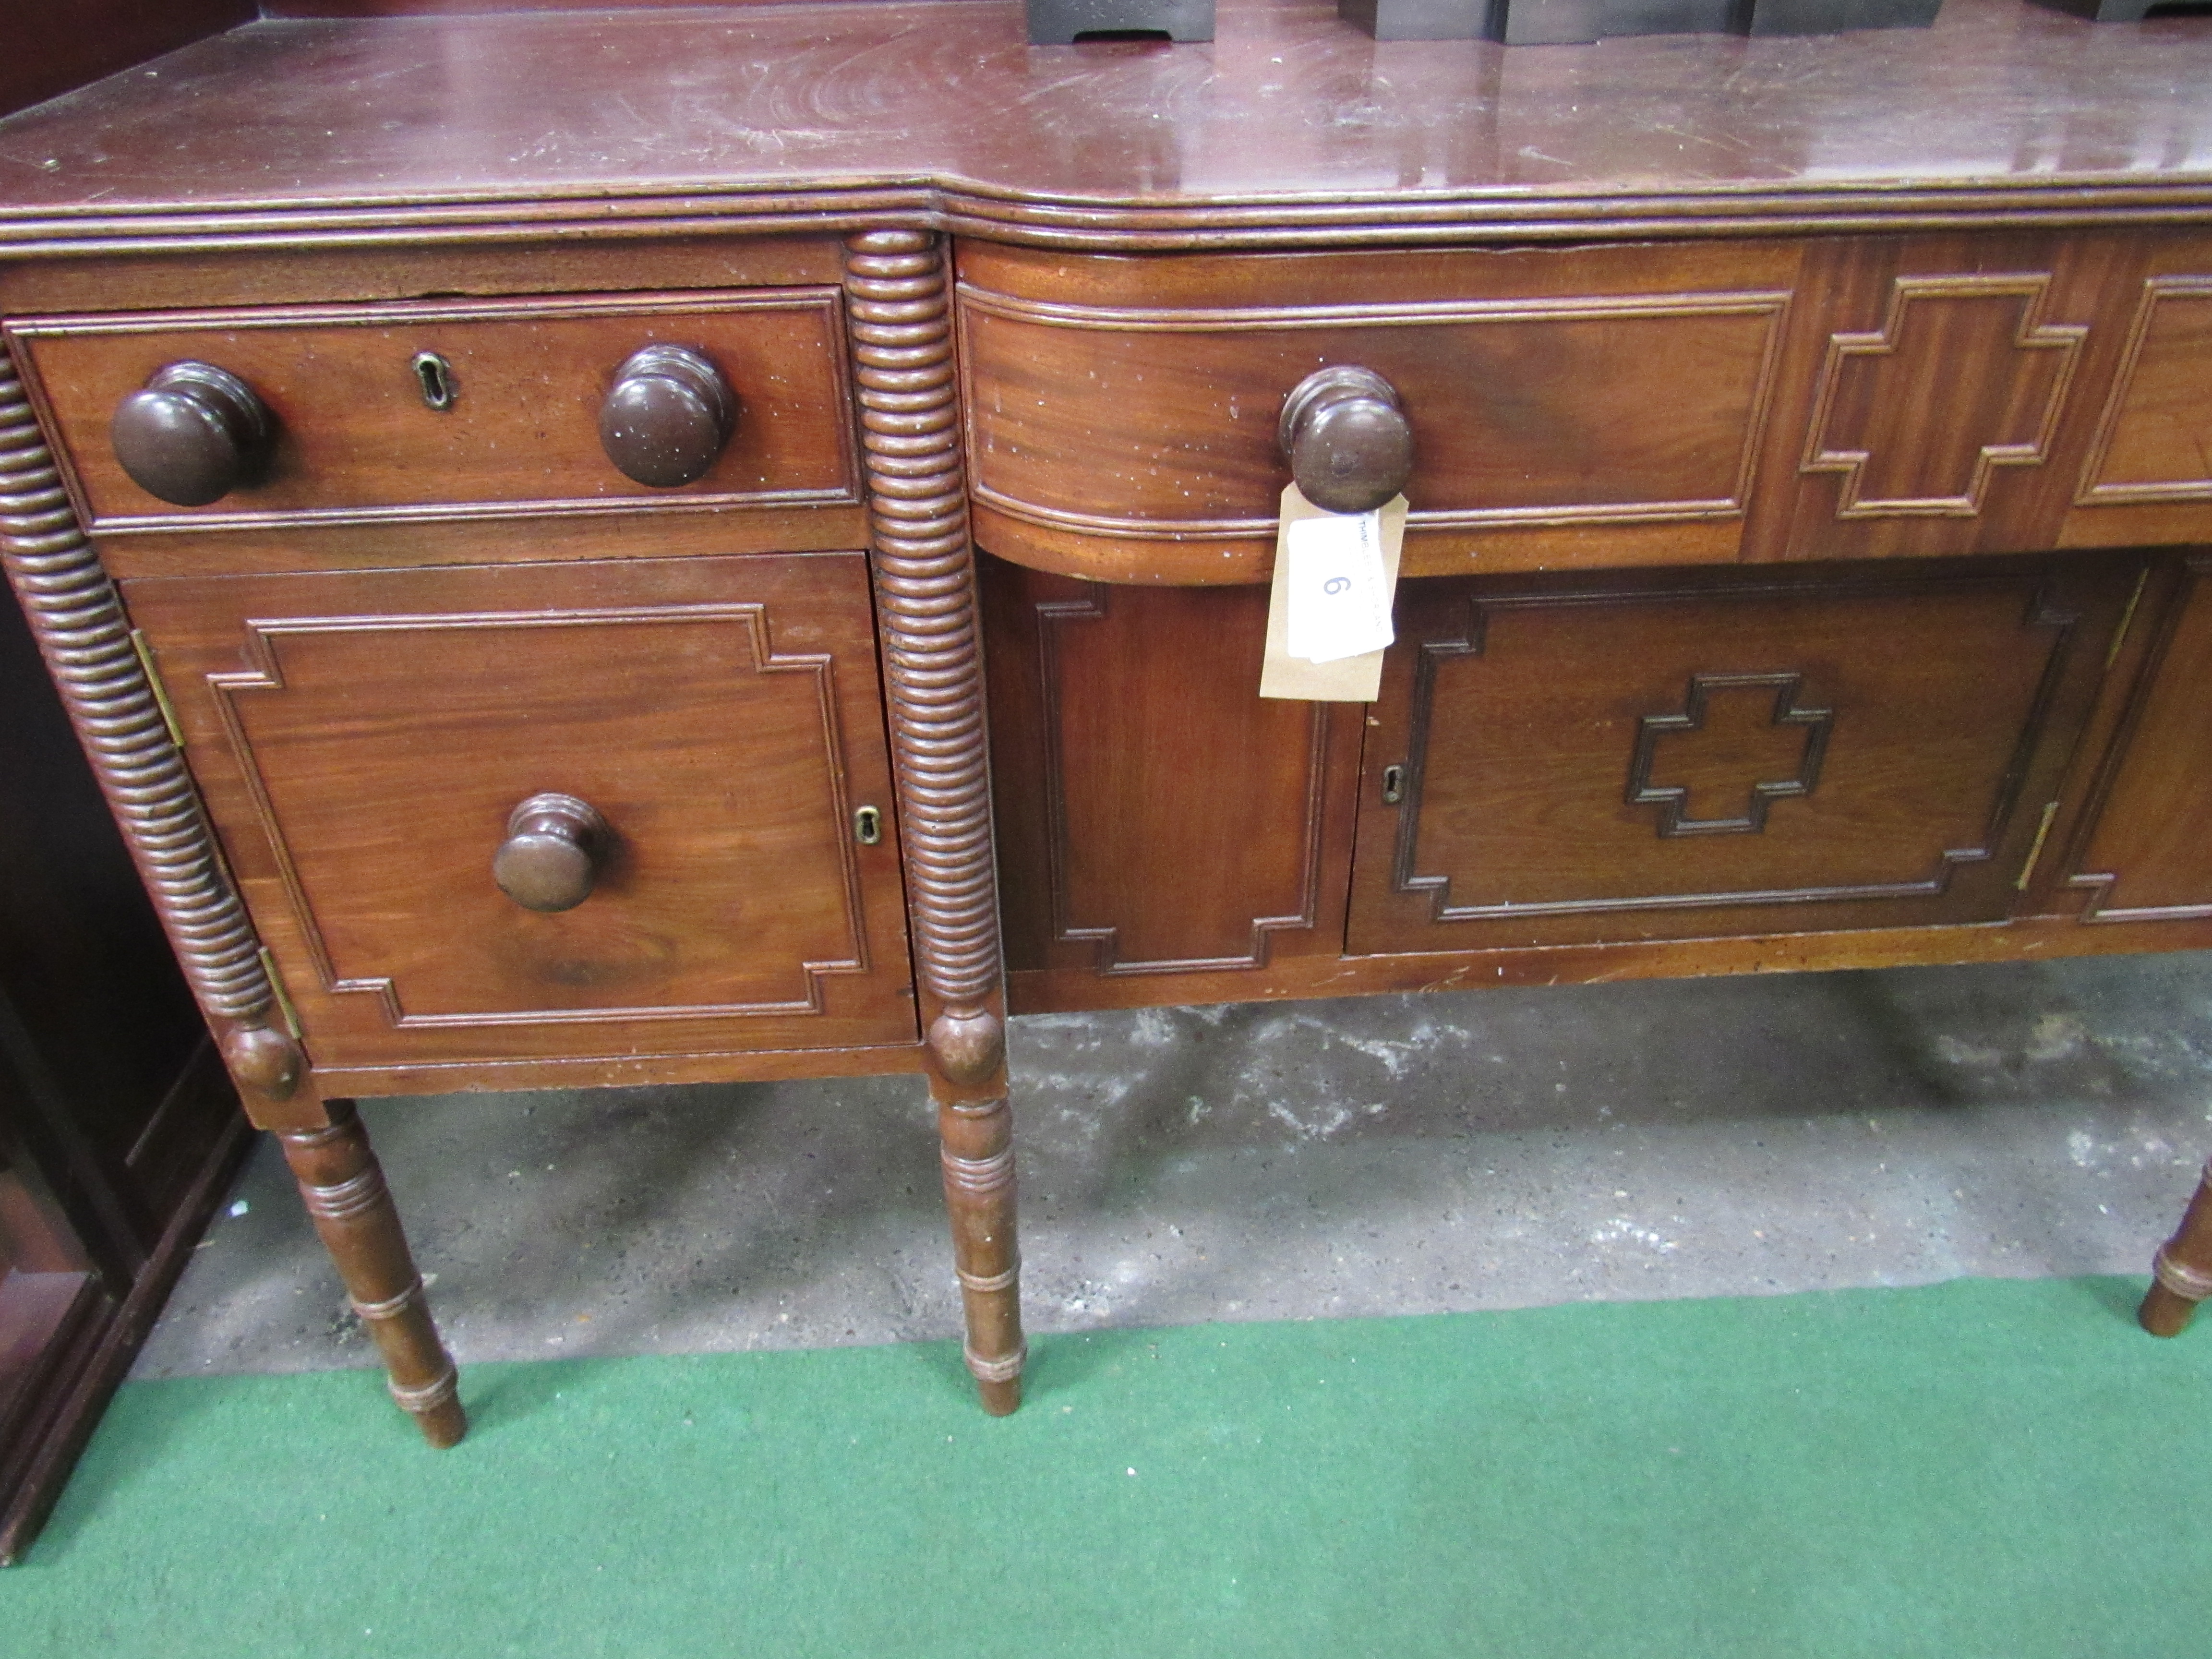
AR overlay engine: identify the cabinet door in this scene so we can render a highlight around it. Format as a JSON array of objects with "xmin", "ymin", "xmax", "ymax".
[
  {"xmin": 983, "ymin": 556, "xmax": 1362, "ymax": 993},
  {"xmin": 1348, "ymin": 558, "xmax": 2138, "ymax": 955},
  {"xmin": 2068, "ymin": 555, "xmax": 2212, "ymax": 921},
  {"xmin": 122, "ymin": 553, "xmax": 914, "ymax": 1087}
]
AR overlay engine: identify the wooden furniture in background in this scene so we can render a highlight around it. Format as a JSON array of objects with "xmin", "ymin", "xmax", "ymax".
[
  {"xmin": 0, "ymin": 1, "xmax": 252, "ymax": 123},
  {"xmin": 1, "ymin": 0, "xmax": 2211, "ymax": 1547},
  {"xmin": 0, "ymin": 561, "xmax": 246, "ymax": 1564}
]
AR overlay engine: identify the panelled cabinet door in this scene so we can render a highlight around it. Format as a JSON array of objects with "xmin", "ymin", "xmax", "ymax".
[
  {"xmin": 2068, "ymin": 555, "xmax": 2212, "ymax": 922},
  {"xmin": 982, "ymin": 555, "xmax": 1362, "ymax": 987},
  {"xmin": 1348, "ymin": 558, "xmax": 2140, "ymax": 955},
  {"xmin": 121, "ymin": 553, "xmax": 915, "ymax": 1086}
]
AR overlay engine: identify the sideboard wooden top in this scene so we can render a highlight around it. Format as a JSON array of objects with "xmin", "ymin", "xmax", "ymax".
[{"xmin": 0, "ymin": 0, "xmax": 2209, "ymax": 252}]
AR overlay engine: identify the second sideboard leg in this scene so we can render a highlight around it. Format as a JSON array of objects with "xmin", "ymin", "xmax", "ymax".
[
  {"xmin": 275, "ymin": 1101, "xmax": 466, "ymax": 1447},
  {"xmin": 937, "ymin": 1079, "xmax": 1025, "ymax": 1416},
  {"xmin": 2140, "ymin": 1158, "xmax": 2212, "ymax": 1337},
  {"xmin": 847, "ymin": 226, "xmax": 1028, "ymax": 1413}
]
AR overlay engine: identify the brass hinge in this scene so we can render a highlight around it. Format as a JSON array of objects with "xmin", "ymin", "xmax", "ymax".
[
  {"xmin": 2015, "ymin": 800, "xmax": 2063, "ymax": 893},
  {"xmin": 129, "ymin": 628, "xmax": 185, "ymax": 751},
  {"xmin": 2106, "ymin": 567, "xmax": 2150, "ymax": 670},
  {"xmin": 258, "ymin": 947, "xmax": 304, "ymax": 1041}
]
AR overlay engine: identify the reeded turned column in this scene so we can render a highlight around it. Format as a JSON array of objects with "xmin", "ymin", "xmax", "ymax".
[{"xmin": 844, "ymin": 229, "xmax": 1027, "ymax": 1413}]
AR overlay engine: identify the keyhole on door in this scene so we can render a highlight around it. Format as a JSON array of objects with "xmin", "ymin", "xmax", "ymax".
[
  {"xmin": 854, "ymin": 805, "xmax": 883, "ymax": 845},
  {"xmin": 412, "ymin": 351, "xmax": 457, "ymax": 411},
  {"xmin": 1381, "ymin": 764, "xmax": 1406, "ymax": 806}
]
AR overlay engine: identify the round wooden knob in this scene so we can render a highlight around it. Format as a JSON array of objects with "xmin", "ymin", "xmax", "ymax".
[
  {"xmin": 1278, "ymin": 366, "xmax": 1413, "ymax": 515},
  {"xmin": 109, "ymin": 362, "xmax": 271, "ymax": 506},
  {"xmin": 598, "ymin": 345, "xmax": 736, "ymax": 488},
  {"xmin": 492, "ymin": 793, "xmax": 608, "ymax": 914}
]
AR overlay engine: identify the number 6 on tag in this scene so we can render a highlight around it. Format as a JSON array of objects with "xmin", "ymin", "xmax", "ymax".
[{"xmin": 1261, "ymin": 484, "xmax": 1407, "ymax": 701}]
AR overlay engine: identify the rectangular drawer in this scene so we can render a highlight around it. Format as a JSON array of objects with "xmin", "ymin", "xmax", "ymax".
[
  {"xmin": 1347, "ymin": 557, "xmax": 2138, "ymax": 954},
  {"xmin": 958, "ymin": 240, "xmax": 1805, "ymax": 583},
  {"xmin": 961, "ymin": 233, "xmax": 2212, "ymax": 582},
  {"xmin": 120, "ymin": 552, "xmax": 915, "ymax": 1086},
  {"xmin": 9, "ymin": 288, "xmax": 858, "ymax": 534}
]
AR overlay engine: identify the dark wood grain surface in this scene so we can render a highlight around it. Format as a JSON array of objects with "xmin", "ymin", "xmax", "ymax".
[
  {"xmin": 983, "ymin": 555, "xmax": 1362, "ymax": 978},
  {"xmin": 961, "ymin": 231, "xmax": 2212, "ymax": 582},
  {"xmin": 0, "ymin": 0, "xmax": 2208, "ymax": 252},
  {"xmin": 845, "ymin": 230, "xmax": 1027, "ymax": 1413},
  {"xmin": 0, "ymin": 0, "xmax": 250, "ymax": 123},
  {"xmin": 962, "ymin": 238, "xmax": 1804, "ymax": 580},
  {"xmin": 1348, "ymin": 558, "xmax": 2136, "ymax": 952},
  {"xmin": 11, "ymin": 287, "xmax": 858, "ymax": 534},
  {"xmin": 0, "ymin": 344, "xmax": 305, "ymax": 1116},
  {"xmin": 2069, "ymin": 555, "xmax": 2212, "ymax": 923},
  {"xmin": 121, "ymin": 552, "xmax": 919, "ymax": 1082},
  {"xmin": 2, "ymin": 0, "xmax": 2210, "ymax": 1432}
]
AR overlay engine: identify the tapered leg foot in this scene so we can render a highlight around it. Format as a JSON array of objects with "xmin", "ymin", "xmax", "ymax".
[
  {"xmin": 939, "ymin": 1091, "xmax": 1027, "ymax": 1413},
  {"xmin": 2139, "ymin": 1281, "xmax": 2199, "ymax": 1338},
  {"xmin": 276, "ymin": 1101, "xmax": 466, "ymax": 1445},
  {"xmin": 2139, "ymin": 1158, "xmax": 2212, "ymax": 1338}
]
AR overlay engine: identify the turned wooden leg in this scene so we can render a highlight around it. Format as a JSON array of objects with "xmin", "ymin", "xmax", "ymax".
[
  {"xmin": 846, "ymin": 228, "xmax": 1027, "ymax": 1414},
  {"xmin": 938, "ymin": 1082, "xmax": 1026, "ymax": 1415},
  {"xmin": 2140, "ymin": 1158, "xmax": 2212, "ymax": 1337},
  {"xmin": 276, "ymin": 1101, "xmax": 465, "ymax": 1445}
]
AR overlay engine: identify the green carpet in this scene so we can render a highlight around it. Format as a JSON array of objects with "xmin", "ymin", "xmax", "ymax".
[{"xmin": 5, "ymin": 1277, "xmax": 2206, "ymax": 1658}]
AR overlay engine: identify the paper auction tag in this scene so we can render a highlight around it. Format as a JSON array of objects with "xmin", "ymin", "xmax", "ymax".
[
  {"xmin": 1260, "ymin": 484, "xmax": 1406, "ymax": 701},
  {"xmin": 1285, "ymin": 511, "xmax": 1394, "ymax": 663}
]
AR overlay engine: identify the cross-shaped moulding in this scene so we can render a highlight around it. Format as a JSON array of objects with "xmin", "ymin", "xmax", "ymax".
[{"xmin": 1627, "ymin": 672, "xmax": 1834, "ymax": 837}]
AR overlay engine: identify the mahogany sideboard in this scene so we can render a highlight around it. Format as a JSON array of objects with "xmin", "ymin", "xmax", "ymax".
[{"xmin": 2, "ymin": 0, "xmax": 2212, "ymax": 1480}]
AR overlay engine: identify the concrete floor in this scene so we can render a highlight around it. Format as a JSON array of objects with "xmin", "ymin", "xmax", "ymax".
[{"xmin": 135, "ymin": 952, "xmax": 2212, "ymax": 1379}]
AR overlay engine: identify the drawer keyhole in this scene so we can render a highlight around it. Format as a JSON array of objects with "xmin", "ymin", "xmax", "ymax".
[
  {"xmin": 413, "ymin": 351, "xmax": 457, "ymax": 411},
  {"xmin": 854, "ymin": 805, "xmax": 883, "ymax": 845},
  {"xmin": 1381, "ymin": 764, "xmax": 1406, "ymax": 806}
]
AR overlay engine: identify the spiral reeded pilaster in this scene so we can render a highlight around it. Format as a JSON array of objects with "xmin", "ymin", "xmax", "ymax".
[
  {"xmin": 0, "ymin": 342, "xmax": 300, "ymax": 1106},
  {"xmin": 846, "ymin": 229, "xmax": 1024, "ymax": 1411},
  {"xmin": 844, "ymin": 232, "xmax": 1000, "ymax": 1031}
]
